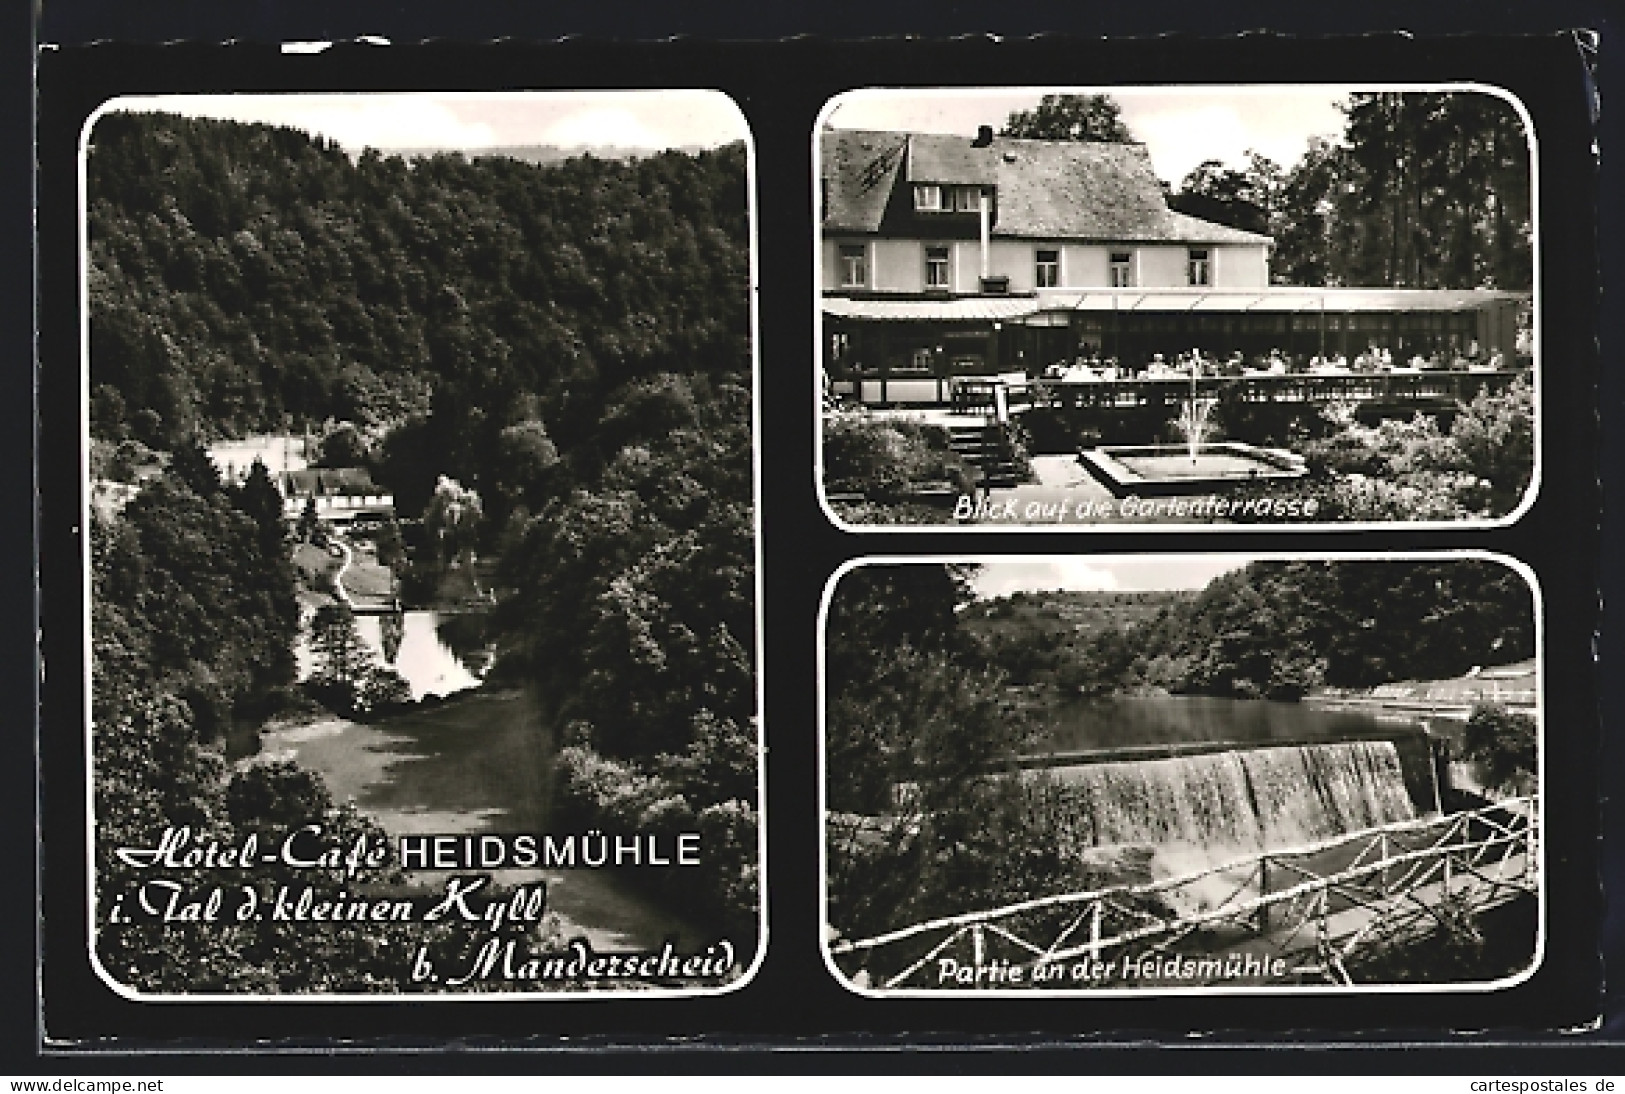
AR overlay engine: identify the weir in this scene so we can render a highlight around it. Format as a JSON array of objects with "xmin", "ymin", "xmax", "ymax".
[{"xmin": 1026, "ymin": 740, "xmax": 1421, "ymax": 865}]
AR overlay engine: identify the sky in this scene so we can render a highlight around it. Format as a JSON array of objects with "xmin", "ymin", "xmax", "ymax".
[
  {"xmin": 823, "ymin": 86, "xmax": 1358, "ymax": 186},
  {"xmin": 968, "ymin": 556, "xmax": 1246, "ymax": 600},
  {"xmin": 101, "ymin": 91, "xmax": 750, "ymax": 152}
]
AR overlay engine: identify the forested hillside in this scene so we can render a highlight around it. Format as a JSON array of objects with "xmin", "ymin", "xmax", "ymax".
[
  {"xmin": 975, "ymin": 561, "xmax": 1535, "ymax": 701},
  {"xmin": 88, "ymin": 112, "xmax": 749, "ymax": 520},
  {"xmin": 959, "ymin": 590, "xmax": 1189, "ymax": 687}
]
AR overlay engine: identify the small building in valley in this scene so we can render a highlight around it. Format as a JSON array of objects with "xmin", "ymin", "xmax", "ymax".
[{"xmin": 281, "ymin": 467, "xmax": 395, "ymax": 525}]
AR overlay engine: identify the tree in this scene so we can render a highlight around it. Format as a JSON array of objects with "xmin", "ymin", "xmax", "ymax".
[
  {"xmin": 167, "ymin": 438, "xmax": 222, "ymax": 497},
  {"xmin": 822, "ymin": 416, "xmax": 975, "ymax": 502},
  {"xmin": 1448, "ymin": 376, "xmax": 1534, "ymax": 515},
  {"xmin": 316, "ymin": 422, "xmax": 370, "ymax": 468},
  {"xmin": 234, "ymin": 458, "xmax": 286, "ymax": 554},
  {"xmin": 1001, "ymin": 95, "xmax": 1134, "ymax": 143},
  {"xmin": 307, "ymin": 601, "xmax": 371, "ymax": 692},
  {"xmin": 1271, "ymin": 137, "xmax": 1346, "ymax": 285},
  {"xmin": 297, "ymin": 495, "xmax": 321, "ymax": 544},
  {"xmin": 1167, "ymin": 159, "xmax": 1272, "ymax": 235},
  {"xmin": 422, "ymin": 475, "xmax": 484, "ymax": 593},
  {"xmin": 1278, "ymin": 93, "xmax": 1532, "ymax": 290},
  {"xmin": 1460, "ymin": 704, "xmax": 1537, "ymax": 796}
]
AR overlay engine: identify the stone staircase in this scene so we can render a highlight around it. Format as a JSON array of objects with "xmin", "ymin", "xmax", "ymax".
[{"xmin": 945, "ymin": 419, "xmax": 1022, "ymax": 489}]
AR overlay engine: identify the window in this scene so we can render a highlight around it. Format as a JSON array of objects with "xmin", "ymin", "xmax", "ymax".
[
  {"xmin": 925, "ymin": 246, "xmax": 951, "ymax": 289},
  {"xmin": 1035, "ymin": 249, "xmax": 1060, "ymax": 288},
  {"xmin": 1188, "ymin": 248, "xmax": 1211, "ymax": 286},
  {"xmin": 916, "ymin": 184, "xmax": 982, "ymax": 212},
  {"xmin": 838, "ymin": 244, "xmax": 867, "ymax": 288},
  {"xmin": 1109, "ymin": 251, "xmax": 1133, "ymax": 287}
]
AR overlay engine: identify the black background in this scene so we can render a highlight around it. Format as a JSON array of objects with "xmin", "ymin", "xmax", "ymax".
[{"xmin": 14, "ymin": 7, "xmax": 1623, "ymax": 1071}]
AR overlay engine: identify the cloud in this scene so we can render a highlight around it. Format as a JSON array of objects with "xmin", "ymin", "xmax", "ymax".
[
  {"xmin": 107, "ymin": 95, "xmax": 500, "ymax": 150},
  {"xmin": 1131, "ymin": 104, "xmax": 1256, "ymax": 183},
  {"xmin": 538, "ymin": 107, "xmax": 667, "ymax": 150},
  {"xmin": 108, "ymin": 91, "xmax": 747, "ymax": 153},
  {"xmin": 972, "ymin": 561, "xmax": 1120, "ymax": 600}
]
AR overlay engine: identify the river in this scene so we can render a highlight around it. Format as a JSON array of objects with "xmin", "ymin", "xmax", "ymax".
[
  {"xmin": 1029, "ymin": 694, "xmax": 1429, "ymax": 756},
  {"xmin": 271, "ymin": 609, "xmax": 701, "ymax": 952}
]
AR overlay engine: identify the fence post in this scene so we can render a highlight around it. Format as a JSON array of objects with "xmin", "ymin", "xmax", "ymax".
[
  {"xmin": 1089, "ymin": 900, "xmax": 1103, "ymax": 961},
  {"xmin": 1258, "ymin": 860, "xmax": 1270, "ymax": 934}
]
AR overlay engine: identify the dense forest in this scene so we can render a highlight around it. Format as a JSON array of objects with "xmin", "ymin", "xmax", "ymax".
[
  {"xmin": 88, "ymin": 111, "xmax": 758, "ymax": 987},
  {"xmin": 1160, "ymin": 93, "xmax": 1533, "ymax": 291}
]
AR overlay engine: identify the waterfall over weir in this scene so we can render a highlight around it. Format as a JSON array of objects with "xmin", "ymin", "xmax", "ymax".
[{"xmin": 1030, "ymin": 739, "xmax": 1419, "ymax": 865}]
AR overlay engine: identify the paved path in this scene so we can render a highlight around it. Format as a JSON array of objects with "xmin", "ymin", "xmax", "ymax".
[
  {"xmin": 974, "ymin": 455, "xmax": 1170, "ymax": 526},
  {"xmin": 331, "ymin": 535, "xmax": 398, "ymax": 613}
]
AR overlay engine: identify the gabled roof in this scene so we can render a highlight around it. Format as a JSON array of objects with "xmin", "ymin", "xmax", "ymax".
[
  {"xmin": 821, "ymin": 130, "xmax": 907, "ymax": 234},
  {"xmin": 1162, "ymin": 210, "xmax": 1276, "ymax": 246},
  {"xmin": 284, "ymin": 466, "xmax": 379, "ymax": 495},
  {"xmin": 821, "ymin": 127, "xmax": 1272, "ymax": 246},
  {"xmin": 905, "ymin": 133, "xmax": 996, "ymax": 186}
]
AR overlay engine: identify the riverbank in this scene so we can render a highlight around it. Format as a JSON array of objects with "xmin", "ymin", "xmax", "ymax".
[
  {"xmin": 252, "ymin": 686, "xmax": 706, "ymax": 953},
  {"xmin": 1304, "ymin": 658, "xmax": 1537, "ymax": 720}
]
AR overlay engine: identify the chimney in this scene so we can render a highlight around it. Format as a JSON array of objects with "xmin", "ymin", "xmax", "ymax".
[{"xmin": 973, "ymin": 125, "xmax": 994, "ymax": 147}]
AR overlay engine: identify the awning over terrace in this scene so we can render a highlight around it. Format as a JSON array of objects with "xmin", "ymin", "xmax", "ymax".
[
  {"xmin": 1034, "ymin": 287, "xmax": 1526, "ymax": 315},
  {"xmin": 822, "ymin": 296, "xmax": 1045, "ymax": 322}
]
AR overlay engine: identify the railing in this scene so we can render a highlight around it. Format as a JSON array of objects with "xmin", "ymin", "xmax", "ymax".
[
  {"xmin": 950, "ymin": 378, "xmax": 1040, "ymax": 420},
  {"xmin": 829, "ymin": 797, "xmax": 1536, "ymax": 989},
  {"xmin": 1035, "ymin": 370, "xmax": 1522, "ymax": 412}
]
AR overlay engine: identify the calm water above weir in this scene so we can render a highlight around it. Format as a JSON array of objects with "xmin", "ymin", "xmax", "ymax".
[
  {"xmin": 275, "ymin": 611, "xmax": 700, "ymax": 951},
  {"xmin": 1029, "ymin": 694, "xmax": 1426, "ymax": 757}
]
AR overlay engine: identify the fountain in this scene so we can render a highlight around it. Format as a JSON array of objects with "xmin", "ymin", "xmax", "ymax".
[
  {"xmin": 1175, "ymin": 392, "xmax": 1219, "ymax": 465},
  {"xmin": 1077, "ymin": 363, "xmax": 1308, "ymax": 498}
]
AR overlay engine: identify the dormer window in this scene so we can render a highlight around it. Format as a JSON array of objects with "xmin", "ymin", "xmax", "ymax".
[{"xmin": 915, "ymin": 184, "xmax": 984, "ymax": 213}]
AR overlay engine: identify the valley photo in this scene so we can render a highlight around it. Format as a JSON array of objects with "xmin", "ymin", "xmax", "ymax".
[
  {"xmin": 821, "ymin": 556, "xmax": 1540, "ymax": 992},
  {"xmin": 83, "ymin": 91, "xmax": 762, "ymax": 996}
]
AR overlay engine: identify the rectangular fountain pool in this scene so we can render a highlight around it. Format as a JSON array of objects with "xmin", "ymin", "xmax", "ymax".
[{"xmin": 1080, "ymin": 442, "xmax": 1307, "ymax": 497}]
